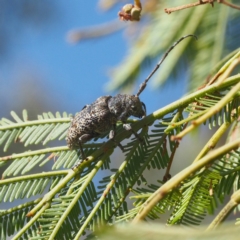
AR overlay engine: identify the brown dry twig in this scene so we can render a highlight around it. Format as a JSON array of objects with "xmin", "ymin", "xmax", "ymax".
[{"xmin": 165, "ymin": 0, "xmax": 240, "ymax": 14}]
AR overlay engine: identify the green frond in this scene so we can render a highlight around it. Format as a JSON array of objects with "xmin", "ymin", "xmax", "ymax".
[
  {"xmin": 0, "ymin": 199, "xmax": 41, "ymax": 240},
  {"xmin": 36, "ymin": 195, "xmax": 79, "ymax": 239},
  {"xmin": 187, "ymin": 94, "xmax": 239, "ymax": 130},
  {"xmin": 163, "ymin": 89, "xmax": 240, "ymax": 134},
  {"xmin": 168, "ymin": 147, "xmax": 240, "ymax": 226},
  {"xmin": 116, "ymin": 184, "xmax": 179, "ymax": 222},
  {"xmin": 0, "ymin": 172, "xmax": 67, "ymax": 203},
  {"xmin": 215, "ymin": 149, "xmax": 240, "ymax": 202},
  {"xmin": 0, "ymin": 144, "xmax": 107, "ymax": 177},
  {"xmin": 0, "ymin": 110, "xmax": 70, "ymax": 151},
  {"xmin": 168, "ymin": 170, "xmax": 221, "ymax": 225},
  {"xmin": 35, "ymin": 156, "xmax": 107, "ymax": 240}
]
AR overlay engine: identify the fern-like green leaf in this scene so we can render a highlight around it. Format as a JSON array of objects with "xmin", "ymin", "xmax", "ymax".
[
  {"xmin": 0, "ymin": 199, "xmax": 41, "ymax": 240},
  {"xmin": 0, "ymin": 110, "xmax": 70, "ymax": 151},
  {"xmin": 0, "ymin": 172, "xmax": 67, "ymax": 202}
]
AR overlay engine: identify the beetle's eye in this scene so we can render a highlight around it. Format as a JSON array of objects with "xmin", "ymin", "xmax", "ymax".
[{"xmin": 141, "ymin": 102, "xmax": 146, "ymax": 114}]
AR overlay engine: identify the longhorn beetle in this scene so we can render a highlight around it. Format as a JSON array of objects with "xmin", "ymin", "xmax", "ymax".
[{"xmin": 67, "ymin": 34, "xmax": 197, "ymax": 162}]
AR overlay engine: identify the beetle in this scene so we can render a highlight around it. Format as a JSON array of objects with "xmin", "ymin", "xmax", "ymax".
[{"xmin": 66, "ymin": 34, "xmax": 197, "ymax": 161}]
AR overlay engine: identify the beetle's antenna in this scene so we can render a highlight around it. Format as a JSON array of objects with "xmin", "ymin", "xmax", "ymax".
[{"xmin": 136, "ymin": 34, "xmax": 197, "ymax": 97}]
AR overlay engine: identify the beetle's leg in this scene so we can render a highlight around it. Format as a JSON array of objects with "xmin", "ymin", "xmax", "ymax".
[
  {"xmin": 118, "ymin": 111, "xmax": 145, "ymax": 144},
  {"xmin": 109, "ymin": 124, "xmax": 124, "ymax": 151},
  {"xmin": 123, "ymin": 123, "xmax": 144, "ymax": 144},
  {"xmin": 72, "ymin": 134, "xmax": 94, "ymax": 170},
  {"xmin": 78, "ymin": 134, "xmax": 94, "ymax": 159},
  {"xmin": 78, "ymin": 142, "xmax": 86, "ymax": 160}
]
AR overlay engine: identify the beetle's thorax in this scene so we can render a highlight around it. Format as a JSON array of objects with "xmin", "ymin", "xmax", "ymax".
[{"xmin": 108, "ymin": 94, "xmax": 146, "ymax": 121}]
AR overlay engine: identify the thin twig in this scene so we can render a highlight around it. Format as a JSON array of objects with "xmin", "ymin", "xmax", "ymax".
[
  {"xmin": 165, "ymin": 0, "xmax": 214, "ymax": 14},
  {"xmin": 218, "ymin": 0, "xmax": 240, "ymax": 10},
  {"xmin": 163, "ymin": 140, "xmax": 178, "ymax": 182},
  {"xmin": 165, "ymin": 0, "xmax": 240, "ymax": 14},
  {"xmin": 163, "ymin": 121, "xmax": 188, "ymax": 182}
]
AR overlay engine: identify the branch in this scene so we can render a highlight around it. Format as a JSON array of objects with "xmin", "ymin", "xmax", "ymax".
[{"xmin": 165, "ymin": 0, "xmax": 215, "ymax": 14}]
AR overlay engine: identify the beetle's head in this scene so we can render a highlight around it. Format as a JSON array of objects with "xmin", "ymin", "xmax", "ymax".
[{"xmin": 128, "ymin": 95, "xmax": 146, "ymax": 119}]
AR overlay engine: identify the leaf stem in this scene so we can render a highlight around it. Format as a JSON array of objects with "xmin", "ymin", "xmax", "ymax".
[
  {"xmin": 0, "ymin": 144, "xmax": 102, "ymax": 162},
  {"xmin": 140, "ymin": 75, "xmax": 240, "ymax": 129},
  {"xmin": 0, "ymin": 171, "xmax": 68, "ymax": 184},
  {"xmin": 0, "ymin": 146, "xmax": 68, "ymax": 161},
  {"xmin": 0, "ymin": 118, "xmax": 70, "ymax": 131},
  {"xmin": 0, "ymin": 198, "xmax": 42, "ymax": 217}
]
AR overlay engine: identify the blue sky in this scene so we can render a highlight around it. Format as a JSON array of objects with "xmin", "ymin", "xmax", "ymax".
[{"xmin": 1, "ymin": 1, "xmax": 187, "ymax": 121}]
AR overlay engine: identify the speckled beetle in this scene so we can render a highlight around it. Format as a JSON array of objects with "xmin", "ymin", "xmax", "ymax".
[{"xmin": 66, "ymin": 35, "xmax": 197, "ymax": 161}]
